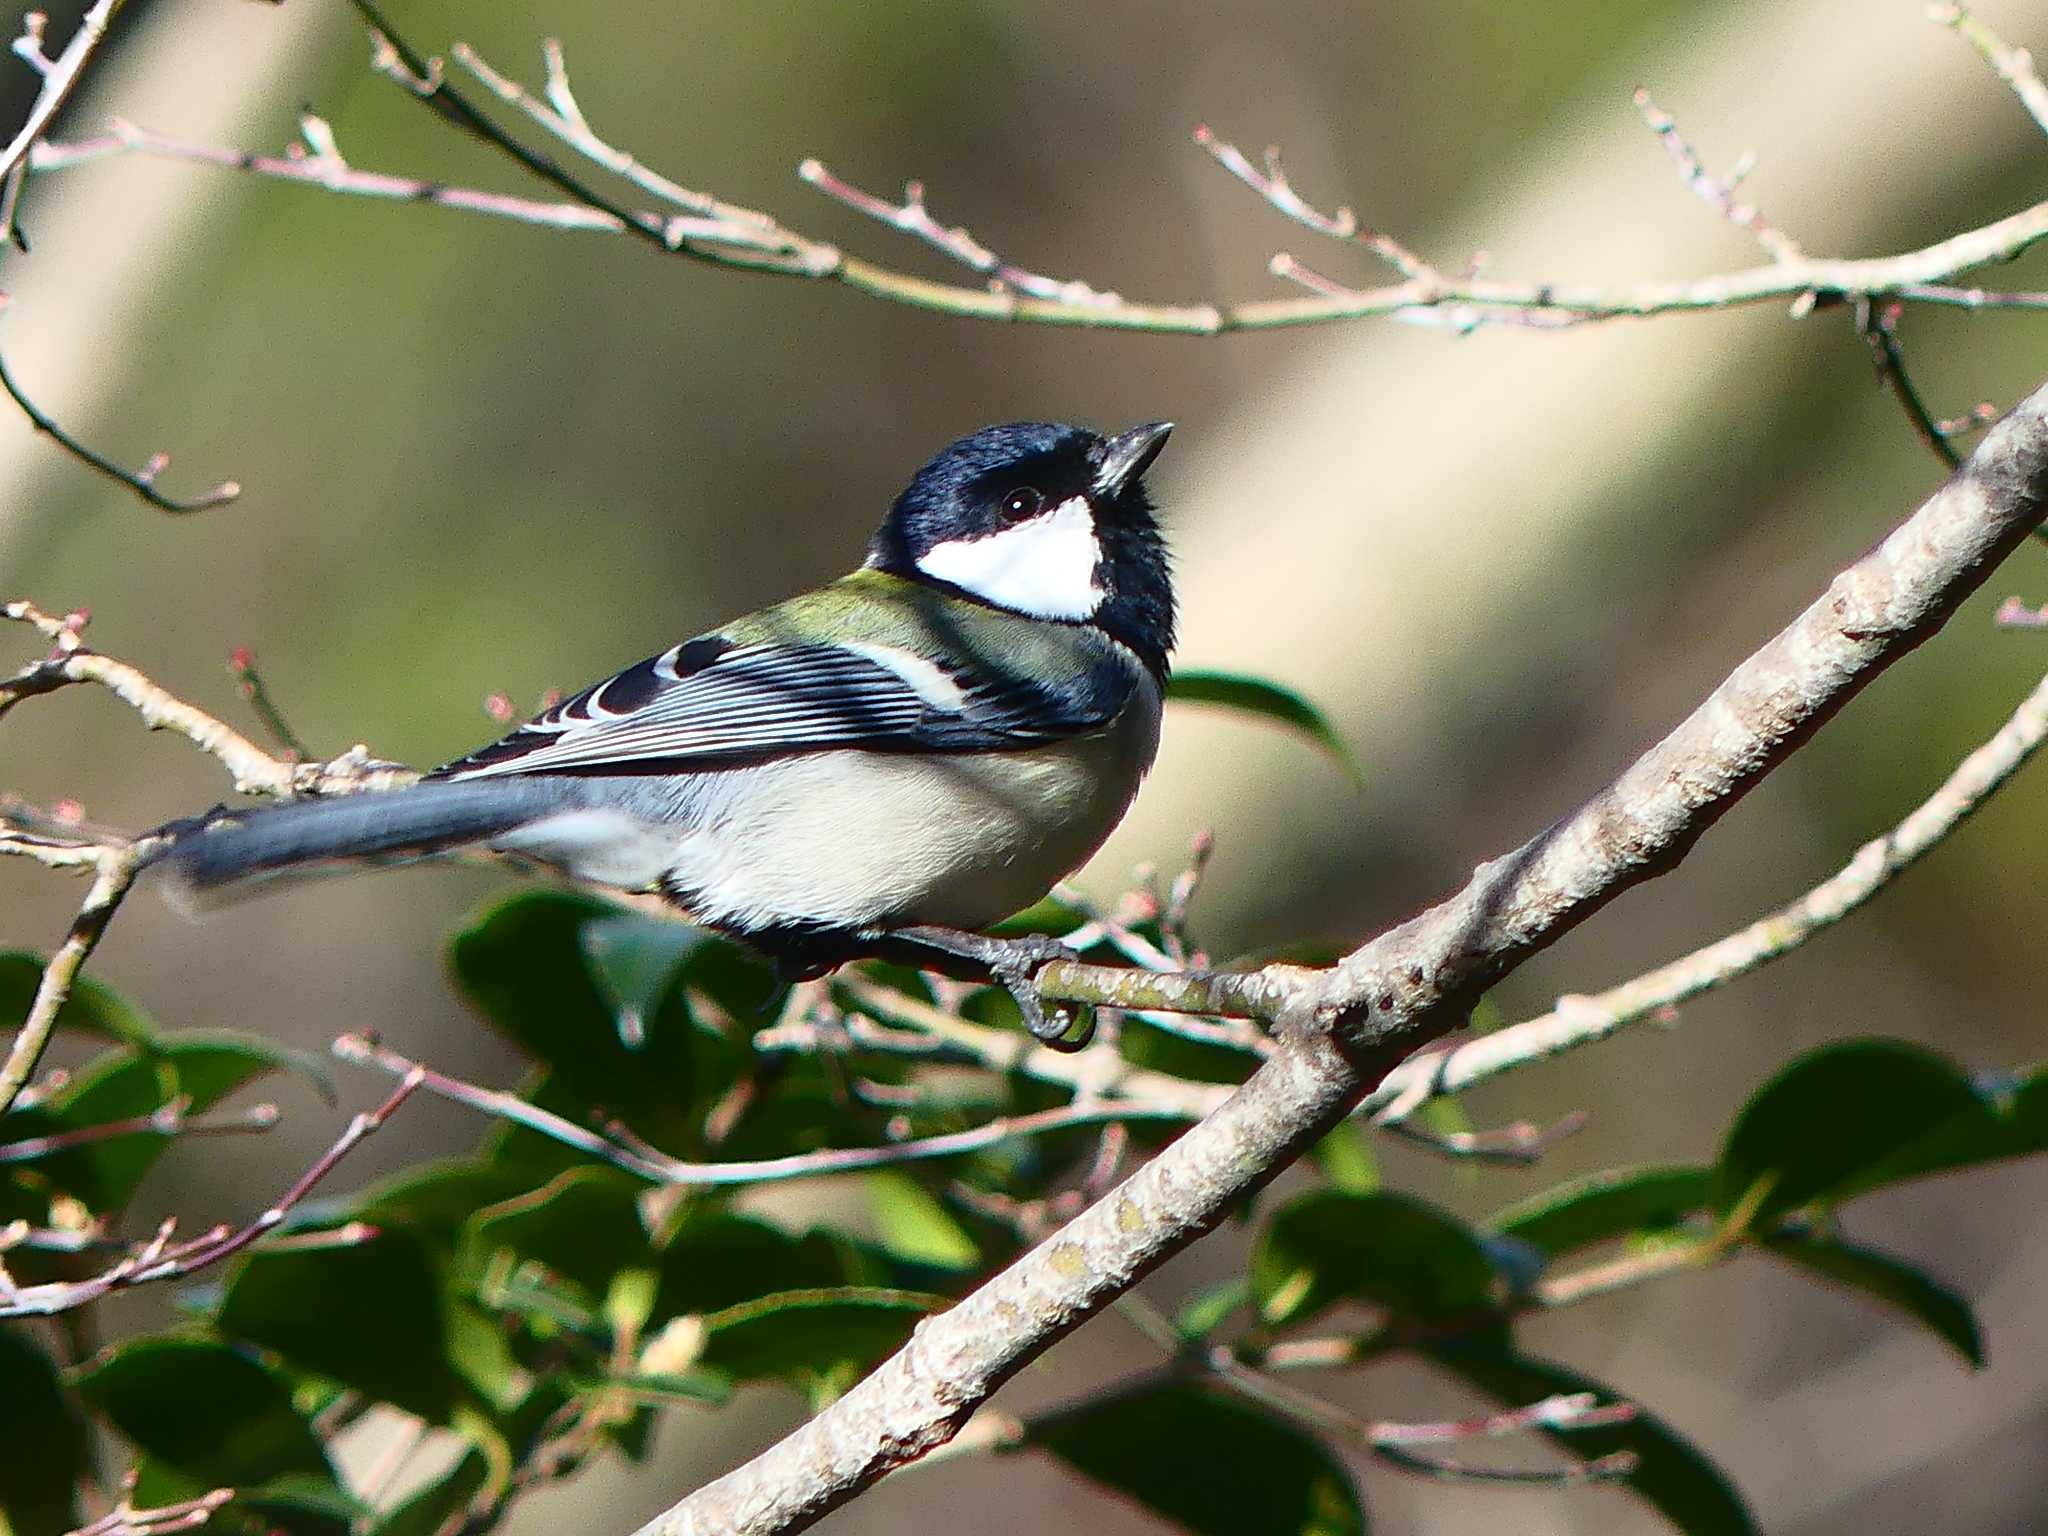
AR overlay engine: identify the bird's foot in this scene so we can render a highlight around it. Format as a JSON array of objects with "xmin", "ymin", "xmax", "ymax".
[{"xmin": 881, "ymin": 925, "xmax": 1092, "ymax": 1051}]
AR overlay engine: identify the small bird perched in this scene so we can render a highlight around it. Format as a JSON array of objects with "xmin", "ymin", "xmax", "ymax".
[{"xmin": 156, "ymin": 421, "xmax": 1176, "ymax": 1044}]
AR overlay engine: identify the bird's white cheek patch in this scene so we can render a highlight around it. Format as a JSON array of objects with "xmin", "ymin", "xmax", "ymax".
[{"xmin": 915, "ymin": 496, "xmax": 1104, "ymax": 619}]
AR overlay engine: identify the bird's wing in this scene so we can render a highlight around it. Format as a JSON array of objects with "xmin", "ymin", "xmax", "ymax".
[{"xmin": 432, "ymin": 634, "xmax": 1135, "ymax": 780}]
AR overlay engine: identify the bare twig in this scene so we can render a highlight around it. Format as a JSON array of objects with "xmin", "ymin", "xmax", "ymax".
[
  {"xmin": 64, "ymin": 1481, "xmax": 233, "ymax": 1536},
  {"xmin": 226, "ymin": 646, "xmax": 310, "ymax": 761},
  {"xmin": 1368, "ymin": 657, "xmax": 2048, "ymax": 1122},
  {"xmin": 335, "ymin": 1033, "xmax": 1190, "ymax": 1186},
  {"xmin": 0, "ymin": 0, "xmax": 117, "ymax": 192},
  {"xmin": 0, "ymin": 844, "xmax": 140, "ymax": 1115},
  {"xmin": 1857, "ymin": 297, "xmax": 1963, "ymax": 470},
  {"xmin": 0, "ymin": 343, "xmax": 240, "ymax": 513},
  {"xmin": 1935, "ymin": 3, "xmax": 2048, "ymax": 138},
  {"xmin": 1632, "ymin": 88, "xmax": 1800, "ymax": 263},
  {"xmin": 3, "ymin": 599, "xmax": 413, "ymax": 797},
  {"xmin": 30, "ymin": 14, "xmax": 2048, "ymax": 334},
  {"xmin": 0, "ymin": 1072, "xmax": 418, "ymax": 1317},
  {"xmin": 0, "ymin": 1094, "xmax": 278, "ymax": 1163}
]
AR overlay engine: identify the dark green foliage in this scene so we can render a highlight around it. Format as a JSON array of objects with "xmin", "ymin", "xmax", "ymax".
[
  {"xmin": 1252, "ymin": 1189, "xmax": 1501, "ymax": 1326},
  {"xmin": 1032, "ymin": 1382, "xmax": 1366, "ymax": 1536},
  {"xmin": 74, "ymin": 1338, "xmax": 335, "ymax": 1488},
  {"xmin": 20, "ymin": 893, "xmax": 2045, "ymax": 1535},
  {"xmin": 0, "ymin": 1325, "xmax": 91, "ymax": 1532}
]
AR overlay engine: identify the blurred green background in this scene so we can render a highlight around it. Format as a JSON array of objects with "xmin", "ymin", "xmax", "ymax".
[{"xmin": 5, "ymin": 0, "xmax": 2048, "ymax": 1529}]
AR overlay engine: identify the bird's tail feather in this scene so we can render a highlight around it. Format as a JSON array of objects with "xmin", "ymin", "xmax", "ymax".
[{"xmin": 148, "ymin": 779, "xmax": 574, "ymax": 905}]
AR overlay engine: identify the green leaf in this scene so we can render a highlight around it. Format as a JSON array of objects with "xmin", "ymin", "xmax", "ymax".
[
  {"xmin": 865, "ymin": 1171, "xmax": 981, "ymax": 1271},
  {"xmin": 74, "ymin": 1338, "xmax": 334, "ymax": 1488},
  {"xmin": 1763, "ymin": 1233, "xmax": 1983, "ymax": 1367},
  {"xmin": 218, "ymin": 1227, "xmax": 467, "ymax": 1423},
  {"xmin": 1251, "ymin": 1190, "xmax": 1499, "ymax": 1327},
  {"xmin": 344, "ymin": 1157, "xmax": 542, "ymax": 1247},
  {"xmin": 1032, "ymin": 1382, "xmax": 1364, "ymax": 1536},
  {"xmin": 448, "ymin": 891, "xmax": 730, "ymax": 1157},
  {"xmin": 651, "ymin": 1210, "xmax": 877, "ymax": 1326},
  {"xmin": 698, "ymin": 1287, "xmax": 945, "ymax": 1393},
  {"xmin": 1166, "ymin": 671, "xmax": 1360, "ymax": 782},
  {"xmin": 1307, "ymin": 1123, "xmax": 1379, "ymax": 1195},
  {"xmin": 1428, "ymin": 1337, "xmax": 1754, "ymax": 1536},
  {"xmin": 1487, "ymin": 1166, "xmax": 1711, "ymax": 1258},
  {"xmin": 580, "ymin": 913, "xmax": 715, "ymax": 1051},
  {"xmin": 1715, "ymin": 1042, "xmax": 1998, "ymax": 1223},
  {"xmin": 462, "ymin": 1165, "xmax": 653, "ymax": 1301},
  {"xmin": 0, "ymin": 951, "xmax": 155, "ymax": 1049},
  {"xmin": 0, "ymin": 1325, "xmax": 90, "ymax": 1532}
]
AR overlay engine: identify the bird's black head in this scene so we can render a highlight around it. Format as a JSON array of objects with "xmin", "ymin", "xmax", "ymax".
[{"xmin": 867, "ymin": 421, "xmax": 1177, "ymax": 680}]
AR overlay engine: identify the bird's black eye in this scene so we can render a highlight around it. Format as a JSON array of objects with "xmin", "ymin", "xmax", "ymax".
[{"xmin": 1000, "ymin": 486, "xmax": 1044, "ymax": 522}]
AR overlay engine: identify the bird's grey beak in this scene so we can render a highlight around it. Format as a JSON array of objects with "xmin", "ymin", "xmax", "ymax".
[{"xmin": 1094, "ymin": 421, "xmax": 1173, "ymax": 498}]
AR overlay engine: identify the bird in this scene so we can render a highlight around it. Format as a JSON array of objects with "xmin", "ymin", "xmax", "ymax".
[{"xmin": 153, "ymin": 421, "xmax": 1177, "ymax": 1045}]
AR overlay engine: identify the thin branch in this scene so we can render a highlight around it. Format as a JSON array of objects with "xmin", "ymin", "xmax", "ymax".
[
  {"xmin": 642, "ymin": 378, "xmax": 2048, "ymax": 1536},
  {"xmin": 0, "ymin": 0, "xmax": 118, "ymax": 190},
  {"xmin": 1632, "ymin": 87, "xmax": 1800, "ymax": 263},
  {"xmin": 0, "ymin": 340, "xmax": 240, "ymax": 513},
  {"xmin": 1857, "ymin": 297, "xmax": 1962, "ymax": 470},
  {"xmin": 0, "ymin": 1094, "xmax": 278, "ymax": 1163},
  {"xmin": 64, "ymin": 1483, "xmax": 233, "ymax": 1536},
  {"xmin": 226, "ymin": 645, "xmax": 310, "ymax": 761},
  {"xmin": 1378, "ymin": 1108, "xmax": 1590, "ymax": 1166},
  {"xmin": 0, "ymin": 843, "xmax": 140, "ymax": 1115},
  {"xmin": 1369, "ymin": 656, "xmax": 2048, "ymax": 1121},
  {"xmin": 336, "ymin": 1033, "xmax": 1192, "ymax": 1186},
  {"xmin": 1935, "ymin": 3, "xmax": 2048, "ymax": 138},
  {"xmin": 0, "ymin": 1072, "xmax": 418, "ymax": 1317},
  {"xmin": 3, "ymin": 599, "xmax": 413, "ymax": 797},
  {"xmin": 29, "ymin": 16, "xmax": 2048, "ymax": 334}
]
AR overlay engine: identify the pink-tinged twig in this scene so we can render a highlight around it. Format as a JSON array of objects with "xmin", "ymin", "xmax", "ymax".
[
  {"xmin": 0, "ymin": 1094, "xmax": 279, "ymax": 1164},
  {"xmin": 799, "ymin": 159, "xmax": 1123, "ymax": 308},
  {"xmin": 1195, "ymin": 125, "xmax": 1437, "ymax": 282},
  {"xmin": 0, "ymin": 1074, "xmax": 417, "ymax": 1317},
  {"xmin": 336, "ymin": 1033, "xmax": 1190, "ymax": 1187},
  {"xmin": 1369, "ymin": 1392, "xmax": 1637, "ymax": 1446},
  {"xmin": 1378, "ymin": 1108, "xmax": 1590, "ymax": 1166},
  {"xmin": 1632, "ymin": 88, "xmax": 1801, "ymax": 263},
  {"xmin": 226, "ymin": 646, "xmax": 311, "ymax": 762},
  {"xmin": 0, "ymin": 347, "xmax": 240, "ymax": 513},
  {"xmin": 64, "ymin": 1481, "xmax": 233, "ymax": 1536},
  {"xmin": 1936, "ymin": 3, "xmax": 2048, "ymax": 138}
]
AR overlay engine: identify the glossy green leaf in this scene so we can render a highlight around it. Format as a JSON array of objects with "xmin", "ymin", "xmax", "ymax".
[
  {"xmin": 344, "ymin": 1157, "xmax": 542, "ymax": 1247},
  {"xmin": 0, "ymin": 951, "xmax": 155, "ymax": 1049},
  {"xmin": 1032, "ymin": 1382, "xmax": 1364, "ymax": 1536},
  {"xmin": 462, "ymin": 1165, "xmax": 653, "ymax": 1300},
  {"xmin": 1715, "ymin": 1042, "xmax": 1998, "ymax": 1223},
  {"xmin": 218, "ymin": 1227, "xmax": 467, "ymax": 1422},
  {"xmin": 1428, "ymin": 1337, "xmax": 1754, "ymax": 1536},
  {"xmin": 0, "ymin": 1325, "xmax": 90, "ymax": 1532},
  {"xmin": 1166, "ymin": 671, "xmax": 1360, "ymax": 781},
  {"xmin": 699, "ymin": 1287, "xmax": 945, "ymax": 1391},
  {"xmin": 75, "ymin": 1338, "xmax": 333, "ymax": 1488},
  {"xmin": 580, "ymin": 913, "xmax": 715, "ymax": 1051},
  {"xmin": 865, "ymin": 1171, "xmax": 981, "ymax": 1271},
  {"xmin": 237, "ymin": 1472, "xmax": 369, "ymax": 1536},
  {"xmin": 652, "ymin": 1210, "xmax": 877, "ymax": 1326},
  {"xmin": 1487, "ymin": 1166, "xmax": 1711, "ymax": 1258},
  {"xmin": 448, "ymin": 891, "xmax": 727, "ymax": 1156},
  {"xmin": 1764, "ymin": 1233, "xmax": 1983, "ymax": 1367},
  {"xmin": 1252, "ymin": 1190, "xmax": 1499, "ymax": 1327}
]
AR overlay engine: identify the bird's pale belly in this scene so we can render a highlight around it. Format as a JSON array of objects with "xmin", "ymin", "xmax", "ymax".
[{"xmin": 665, "ymin": 692, "xmax": 1161, "ymax": 934}]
